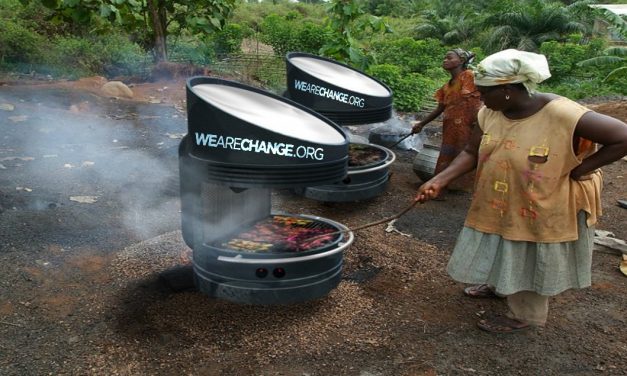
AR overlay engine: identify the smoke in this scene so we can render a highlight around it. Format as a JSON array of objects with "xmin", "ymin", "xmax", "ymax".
[
  {"xmin": 0, "ymin": 86, "xmax": 184, "ymax": 241},
  {"xmin": 346, "ymin": 110, "xmax": 423, "ymax": 151}
]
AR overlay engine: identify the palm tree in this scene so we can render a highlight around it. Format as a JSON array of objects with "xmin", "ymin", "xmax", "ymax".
[
  {"xmin": 482, "ymin": 0, "xmax": 587, "ymax": 53},
  {"xmin": 578, "ymin": 9, "xmax": 627, "ymax": 83},
  {"xmin": 414, "ymin": 0, "xmax": 482, "ymax": 45},
  {"xmin": 578, "ymin": 46, "xmax": 626, "ymax": 82},
  {"xmin": 413, "ymin": 8, "xmax": 483, "ymax": 46}
]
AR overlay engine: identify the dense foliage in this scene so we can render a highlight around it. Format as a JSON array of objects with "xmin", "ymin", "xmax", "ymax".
[
  {"xmin": 259, "ymin": 14, "xmax": 328, "ymax": 56},
  {"xmin": 0, "ymin": 0, "xmax": 625, "ymax": 110},
  {"xmin": 39, "ymin": 0, "xmax": 237, "ymax": 62}
]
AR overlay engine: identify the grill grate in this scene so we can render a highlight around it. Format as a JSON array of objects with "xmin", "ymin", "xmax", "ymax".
[
  {"xmin": 348, "ymin": 143, "xmax": 387, "ymax": 167},
  {"xmin": 218, "ymin": 215, "xmax": 340, "ymax": 253}
]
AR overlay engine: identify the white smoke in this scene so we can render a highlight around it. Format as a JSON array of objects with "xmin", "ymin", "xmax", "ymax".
[{"xmin": 0, "ymin": 88, "xmax": 184, "ymax": 241}]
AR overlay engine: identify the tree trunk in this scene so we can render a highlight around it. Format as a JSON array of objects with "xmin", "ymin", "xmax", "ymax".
[{"xmin": 146, "ymin": 0, "xmax": 167, "ymax": 62}]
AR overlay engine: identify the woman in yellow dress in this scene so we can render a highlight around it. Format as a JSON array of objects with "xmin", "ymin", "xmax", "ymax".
[{"xmin": 415, "ymin": 49, "xmax": 627, "ymax": 333}]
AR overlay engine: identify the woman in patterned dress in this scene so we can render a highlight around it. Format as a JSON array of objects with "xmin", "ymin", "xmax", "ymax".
[
  {"xmin": 415, "ymin": 49, "xmax": 627, "ymax": 333},
  {"xmin": 412, "ymin": 48, "xmax": 483, "ymax": 192}
]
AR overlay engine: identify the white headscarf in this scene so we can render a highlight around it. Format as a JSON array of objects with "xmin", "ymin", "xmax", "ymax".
[{"xmin": 473, "ymin": 49, "xmax": 551, "ymax": 94}]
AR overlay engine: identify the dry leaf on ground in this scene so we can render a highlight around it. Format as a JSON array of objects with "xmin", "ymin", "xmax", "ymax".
[
  {"xmin": 0, "ymin": 103, "xmax": 15, "ymax": 111},
  {"xmin": 69, "ymin": 196, "xmax": 99, "ymax": 204}
]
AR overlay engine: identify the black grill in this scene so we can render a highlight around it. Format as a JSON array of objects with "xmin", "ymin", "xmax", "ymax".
[
  {"xmin": 294, "ymin": 142, "xmax": 395, "ymax": 202},
  {"xmin": 180, "ymin": 77, "xmax": 355, "ymax": 304},
  {"xmin": 284, "ymin": 54, "xmax": 396, "ymax": 202}
]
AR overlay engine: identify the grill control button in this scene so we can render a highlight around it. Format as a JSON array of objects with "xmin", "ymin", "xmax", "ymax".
[
  {"xmin": 256, "ymin": 268, "xmax": 268, "ymax": 278},
  {"xmin": 273, "ymin": 268, "xmax": 286, "ymax": 278}
]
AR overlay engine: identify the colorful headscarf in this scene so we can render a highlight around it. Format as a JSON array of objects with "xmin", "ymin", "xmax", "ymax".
[
  {"xmin": 451, "ymin": 48, "xmax": 475, "ymax": 68},
  {"xmin": 473, "ymin": 49, "xmax": 551, "ymax": 94}
]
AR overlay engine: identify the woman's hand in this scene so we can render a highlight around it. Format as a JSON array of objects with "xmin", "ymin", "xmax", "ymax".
[
  {"xmin": 411, "ymin": 121, "xmax": 423, "ymax": 134},
  {"xmin": 415, "ymin": 179, "xmax": 445, "ymax": 202},
  {"xmin": 570, "ymin": 167, "xmax": 598, "ymax": 181}
]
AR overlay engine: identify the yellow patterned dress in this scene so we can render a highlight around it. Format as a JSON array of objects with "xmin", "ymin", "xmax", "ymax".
[{"xmin": 447, "ymin": 97, "xmax": 602, "ymax": 296}]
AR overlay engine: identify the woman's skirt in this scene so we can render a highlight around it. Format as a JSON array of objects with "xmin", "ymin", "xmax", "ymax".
[{"xmin": 447, "ymin": 211, "xmax": 594, "ymax": 296}]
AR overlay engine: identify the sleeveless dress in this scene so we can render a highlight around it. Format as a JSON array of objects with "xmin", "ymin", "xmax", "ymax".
[{"xmin": 447, "ymin": 97, "xmax": 602, "ymax": 296}]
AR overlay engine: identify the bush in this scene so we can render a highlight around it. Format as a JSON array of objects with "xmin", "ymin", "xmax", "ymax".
[
  {"xmin": 231, "ymin": 1, "xmax": 327, "ymax": 31},
  {"xmin": 260, "ymin": 14, "xmax": 329, "ymax": 57},
  {"xmin": 99, "ymin": 34, "xmax": 150, "ymax": 78},
  {"xmin": 538, "ymin": 38, "xmax": 627, "ymax": 97},
  {"xmin": 296, "ymin": 23, "xmax": 329, "ymax": 54},
  {"xmin": 539, "ymin": 39, "xmax": 606, "ymax": 83},
  {"xmin": 544, "ymin": 77, "xmax": 626, "ymax": 99},
  {"xmin": 43, "ymin": 36, "xmax": 99, "ymax": 78},
  {"xmin": 211, "ymin": 23, "xmax": 252, "ymax": 55},
  {"xmin": 40, "ymin": 34, "xmax": 148, "ymax": 79},
  {"xmin": 371, "ymin": 37, "xmax": 447, "ymax": 74},
  {"xmin": 368, "ymin": 64, "xmax": 440, "ymax": 112},
  {"xmin": 168, "ymin": 35, "xmax": 216, "ymax": 66},
  {"xmin": 0, "ymin": 19, "xmax": 46, "ymax": 69}
]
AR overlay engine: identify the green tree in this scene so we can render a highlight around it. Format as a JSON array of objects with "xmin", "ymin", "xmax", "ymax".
[
  {"xmin": 371, "ymin": 37, "xmax": 447, "ymax": 74},
  {"xmin": 539, "ymin": 38, "xmax": 604, "ymax": 82},
  {"xmin": 320, "ymin": 0, "xmax": 391, "ymax": 70},
  {"xmin": 366, "ymin": 0, "xmax": 420, "ymax": 17},
  {"xmin": 367, "ymin": 64, "xmax": 440, "ymax": 111},
  {"xmin": 577, "ymin": 9, "xmax": 627, "ymax": 84},
  {"xmin": 410, "ymin": 0, "xmax": 494, "ymax": 47},
  {"xmin": 578, "ymin": 46, "xmax": 626, "ymax": 83},
  {"xmin": 414, "ymin": 11, "xmax": 482, "ymax": 46},
  {"xmin": 260, "ymin": 13, "xmax": 327, "ymax": 56},
  {"xmin": 483, "ymin": 0, "xmax": 587, "ymax": 53},
  {"xmin": 40, "ymin": 0, "xmax": 237, "ymax": 62}
]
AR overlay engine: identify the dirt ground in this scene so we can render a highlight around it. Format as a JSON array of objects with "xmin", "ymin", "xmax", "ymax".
[{"xmin": 0, "ymin": 76, "xmax": 626, "ymax": 376}]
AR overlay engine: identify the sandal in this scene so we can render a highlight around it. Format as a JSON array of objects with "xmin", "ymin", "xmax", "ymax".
[
  {"xmin": 463, "ymin": 284, "xmax": 501, "ymax": 299},
  {"xmin": 477, "ymin": 315, "xmax": 530, "ymax": 334}
]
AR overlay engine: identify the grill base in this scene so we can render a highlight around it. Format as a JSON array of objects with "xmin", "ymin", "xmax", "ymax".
[
  {"xmin": 193, "ymin": 261, "xmax": 342, "ymax": 305},
  {"xmin": 193, "ymin": 248, "xmax": 344, "ymax": 305},
  {"xmin": 294, "ymin": 169, "xmax": 390, "ymax": 202}
]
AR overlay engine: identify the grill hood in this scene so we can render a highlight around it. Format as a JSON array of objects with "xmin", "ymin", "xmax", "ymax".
[
  {"xmin": 184, "ymin": 76, "xmax": 349, "ymax": 188},
  {"xmin": 285, "ymin": 52, "xmax": 393, "ymax": 125}
]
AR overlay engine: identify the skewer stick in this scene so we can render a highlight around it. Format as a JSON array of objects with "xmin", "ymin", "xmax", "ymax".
[
  {"xmin": 303, "ymin": 199, "xmax": 421, "ymax": 243},
  {"xmin": 389, "ymin": 132, "xmax": 413, "ymax": 148}
]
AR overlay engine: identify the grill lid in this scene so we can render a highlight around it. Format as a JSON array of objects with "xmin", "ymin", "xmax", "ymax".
[
  {"xmin": 184, "ymin": 77, "xmax": 349, "ymax": 188},
  {"xmin": 192, "ymin": 84, "xmax": 345, "ymax": 145},
  {"xmin": 285, "ymin": 52, "xmax": 393, "ymax": 125}
]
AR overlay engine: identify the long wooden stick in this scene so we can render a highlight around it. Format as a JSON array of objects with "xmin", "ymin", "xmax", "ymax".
[{"xmin": 304, "ymin": 199, "xmax": 421, "ymax": 243}]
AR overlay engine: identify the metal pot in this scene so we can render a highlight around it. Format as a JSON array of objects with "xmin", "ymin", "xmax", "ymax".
[{"xmin": 413, "ymin": 144, "xmax": 440, "ymax": 181}]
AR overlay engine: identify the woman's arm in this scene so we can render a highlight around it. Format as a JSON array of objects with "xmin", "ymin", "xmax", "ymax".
[
  {"xmin": 412, "ymin": 103, "xmax": 445, "ymax": 134},
  {"xmin": 415, "ymin": 125, "xmax": 483, "ymax": 201},
  {"xmin": 571, "ymin": 111, "xmax": 627, "ymax": 180}
]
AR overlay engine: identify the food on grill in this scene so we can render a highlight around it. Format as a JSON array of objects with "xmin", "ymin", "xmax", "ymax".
[
  {"xmin": 348, "ymin": 143, "xmax": 386, "ymax": 167},
  {"xmin": 220, "ymin": 215, "xmax": 339, "ymax": 253},
  {"xmin": 225, "ymin": 239, "xmax": 273, "ymax": 251}
]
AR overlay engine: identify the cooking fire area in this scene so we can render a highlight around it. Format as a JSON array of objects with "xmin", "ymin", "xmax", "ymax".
[{"xmin": 1, "ymin": 79, "xmax": 626, "ymax": 375}]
